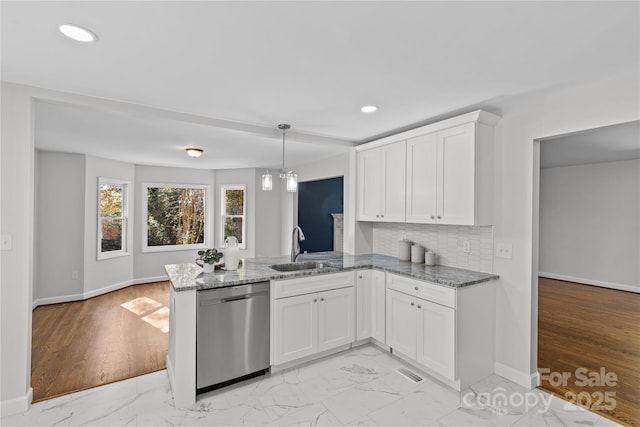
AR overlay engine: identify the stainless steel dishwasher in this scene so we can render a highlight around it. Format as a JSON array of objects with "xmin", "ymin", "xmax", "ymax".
[{"xmin": 196, "ymin": 281, "xmax": 270, "ymax": 393}]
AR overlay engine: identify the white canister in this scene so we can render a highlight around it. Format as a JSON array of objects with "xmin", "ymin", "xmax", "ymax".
[
  {"xmin": 411, "ymin": 244, "xmax": 425, "ymax": 263},
  {"xmin": 425, "ymin": 251, "xmax": 437, "ymax": 266},
  {"xmin": 399, "ymin": 239, "xmax": 413, "ymax": 261},
  {"xmin": 223, "ymin": 236, "xmax": 241, "ymax": 271}
]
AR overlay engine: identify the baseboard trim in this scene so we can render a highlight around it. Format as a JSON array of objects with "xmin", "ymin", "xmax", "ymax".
[
  {"xmin": 32, "ymin": 277, "xmax": 168, "ymax": 308},
  {"xmin": 134, "ymin": 275, "xmax": 168, "ymax": 285},
  {"xmin": 495, "ymin": 362, "xmax": 538, "ymax": 390},
  {"xmin": 539, "ymin": 272, "xmax": 639, "ymax": 294},
  {"xmin": 0, "ymin": 387, "xmax": 33, "ymax": 416}
]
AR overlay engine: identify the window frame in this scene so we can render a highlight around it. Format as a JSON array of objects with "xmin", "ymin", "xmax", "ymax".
[
  {"xmin": 142, "ymin": 182, "xmax": 210, "ymax": 253},
  {"xmin": 220, "ymin": 184, "xmax": 247, "ymax": 249},
  {"xmin": 97, "ymin": 177, "xmax": 130, "ymax": 260}
]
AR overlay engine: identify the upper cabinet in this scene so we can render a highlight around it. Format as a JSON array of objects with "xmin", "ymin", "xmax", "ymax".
[
  {"xmin": 357, "ymin": 140, "xmax": 406, "ymax": 222},
  {"xmin": 357, "ymin": 110, "xmax": 499, "ymax": 226}
]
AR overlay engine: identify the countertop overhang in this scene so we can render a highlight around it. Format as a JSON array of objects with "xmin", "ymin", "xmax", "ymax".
[{"xmin": 165, "ymin": 252, "xmax": 499, "ymax": 292}]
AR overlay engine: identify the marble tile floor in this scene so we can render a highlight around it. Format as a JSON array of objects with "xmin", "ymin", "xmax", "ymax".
[{"xmin": 2, "ymin": 345, "xmax": 622, "ymax": 427}]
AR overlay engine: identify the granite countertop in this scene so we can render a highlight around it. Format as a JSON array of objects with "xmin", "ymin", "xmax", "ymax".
[{"xmin": 164, "ymin": 252, "xmax": 499, "ymax": 292}]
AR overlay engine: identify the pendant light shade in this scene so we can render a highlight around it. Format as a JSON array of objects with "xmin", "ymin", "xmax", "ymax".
[
  {"xmin": 262, "ymin": 123, "xmax": 297, "ymax": 192},
  {"xmin": 286, "ymin": 173, "xmax": 298, "ymax": 192},
  {"xmin": 262, "ymin": 171, "xmax": 273, "ymax": 191}
]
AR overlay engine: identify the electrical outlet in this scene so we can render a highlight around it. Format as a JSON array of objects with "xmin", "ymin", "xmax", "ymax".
[
  {"xmin": 1, "ymin": 234, "xmax": 12, "ymax": 251},
  {"xmin": 462, "ymin": 240, "xmax": 470, "ymax": 253},
  {"xmin": 495, "ymin": 242, "xmax": 513, "ymax": 259},
  {"xmin": 71, "ymin": 271, "xmax": 79, "ymax": 280}
]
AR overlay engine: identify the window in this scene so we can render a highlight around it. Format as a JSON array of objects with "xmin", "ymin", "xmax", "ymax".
[
  {"xmin": 143, "ymin": 183, "xmax": 208, "ymax": 252},
  {"xmin": 221, "ymin": 185, "xmax": 246, "ymax": 248},
  {"xmin": 98, "ymin": 178, "xmax": 129, "ymax": 259}
]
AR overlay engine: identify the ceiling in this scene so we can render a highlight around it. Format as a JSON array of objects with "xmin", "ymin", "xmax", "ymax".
[
  {"xmin": 2, "ymin": 1, "xmax": 639, "ymax": 169},
  {"xmin": 540, "ymin": 120, "xmax": 640, "ymax": 169}
]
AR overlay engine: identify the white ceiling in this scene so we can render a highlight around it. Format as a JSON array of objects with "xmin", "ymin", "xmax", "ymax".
[
  {"xmin": 540, "ymin": 121, "xmax": 640, "ymax": 169},
  {"xmin": 2, "ymin": 1, "xmax": 639, "ymax": 169}
]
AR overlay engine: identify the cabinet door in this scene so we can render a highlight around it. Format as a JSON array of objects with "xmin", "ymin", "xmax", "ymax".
[
  {"xmin": 416, "ymin": 299, "xmax": 456, "ymax": 380},
  {"xmin": 386, "ymin": 289, "xmax": 417, "ymax": 359},
  {"xmin": 438, "ymin": 122, "xmax": 476, "ymax": 225},
  {"xmin": 357, "ymin": 148, "xmax": 383, "ymax": 221},
  {"xmin": 406, "ymin": 133, "xmax": 438, "ymax": 223},
  {"xmin": 371, "ymin": 270, "xmax": 386, "ymax": 343},
  {"xmin": 381, "ymin": 141, "xmax": 407, "ymax": 222},
  {"xmin": 318, "ymin": 287, "xmax": 355, "ymax": 352},
  {"xmin": 356, "ymin": 270, "xmax": 372, "ymax": 341},
  {"xmin": 273, "ymin": 293, "xmax": 318, "ymax": 365}
]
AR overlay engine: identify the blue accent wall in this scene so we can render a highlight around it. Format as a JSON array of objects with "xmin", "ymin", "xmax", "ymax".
[{"xmin": 298, "ymin": 176, "xmax": 344, "ymax": 253}]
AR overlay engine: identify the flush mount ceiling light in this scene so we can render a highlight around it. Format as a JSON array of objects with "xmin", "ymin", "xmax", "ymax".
[
  {"xmin": 185, "ymin": 147, "xmax": 203, "ymax": 158},
  {"xmin": 262, "ymin": 124, "xmax": 297, "ymax": 193},
  {"xmin": 59, "ymin": 24, "xmax": 98, "ymax": 42},
  {"xmin": 361, "ymin": 105, "xmax": 378, "ymax": 113}
]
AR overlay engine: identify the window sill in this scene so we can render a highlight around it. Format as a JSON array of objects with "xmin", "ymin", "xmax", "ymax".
[
  {"xmin": 97, "ymin": 251, "xmax": 130, "ymax": 261},
  {"xmin": 142, "ymin": 243, "xmax": 208, "ymax": 254}
]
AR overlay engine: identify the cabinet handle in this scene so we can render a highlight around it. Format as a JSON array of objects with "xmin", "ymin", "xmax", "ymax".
[
  {"xmin": 437, "ymin": 216, "xmax": 441, "ymax": 219},
  {"xmin": 381, "ymin": 214, "xmax": 384, "ymax": 218},
  {"xmin": 376, "ymin": 214, "xmax": 380, "ymax": 218},
  {"xmin": 410, "ymin": 302, "xmax": 415, "ymax": 306},
  {"xmin": 314, "ymin": 299, "xmax": 317, "ymax": 303},
  {"xmin": 321, "ymin": 297, "xmax": 325, "ymax": 302},
  {"xmin": 430, "ymin": 215, "xmax": 435, "ymax": 219},
  {"xmin": 359, "ymin": 275, "xmax": 363, "ymax": 279},
  {"xmin": 414, "ymin": 286, "xmax": 419, "ymax": 291},
  {"xmin": 417, "ymin": 305, "xmax": 422, "ymax": 309}
]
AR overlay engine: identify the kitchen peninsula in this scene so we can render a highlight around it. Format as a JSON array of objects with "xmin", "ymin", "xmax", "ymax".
[{"xmin": 165, "ymin": 252, "xmax": 498, "ymax": 406}]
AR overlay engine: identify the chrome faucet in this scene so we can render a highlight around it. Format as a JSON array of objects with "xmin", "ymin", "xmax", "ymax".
[{"xmin": 291, "ymin": 226, "xmax": 306, "ymax": 262}]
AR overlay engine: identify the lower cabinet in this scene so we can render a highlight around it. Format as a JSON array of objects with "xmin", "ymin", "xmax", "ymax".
[
  {"xmin": 356, "ymin": 269, "xmax": 386, "ymax": 343},
  {"xmin": 272, "ymin": 272, "xmax": 355, "ymax": 366},
  {"xmin": 416, "ymin": 298, "xmax": 455, "ymax": 380},
  {"xmin": 386, "ymin": 273, "xmax": 494, "ymax": 389}
]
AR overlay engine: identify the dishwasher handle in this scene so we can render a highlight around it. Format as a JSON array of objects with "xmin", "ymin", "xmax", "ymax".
[{"xmin": 199, "ymin": 290, "xmax": 268, "ymax": 306}]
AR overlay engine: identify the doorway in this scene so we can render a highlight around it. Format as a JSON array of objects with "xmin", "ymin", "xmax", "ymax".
[{"xmin": 535, "ymin": 121, "xmax": 640, "ymax": 426}]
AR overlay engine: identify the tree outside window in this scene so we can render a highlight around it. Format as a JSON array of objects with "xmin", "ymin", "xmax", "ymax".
[
  {"xmin": 143, "ymin": 184, "xmax": 208, "ymax": 252},
  {"xmin": 221, "ymin": 185, "xmax": 246, "ymax": 248},
  {"xmin": 98, "ymin": 178, "xmax": 129, "ymax": 259}
]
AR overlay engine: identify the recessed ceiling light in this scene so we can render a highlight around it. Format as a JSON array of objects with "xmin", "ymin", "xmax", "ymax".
[
  {"xmin": 185, "ymin": 148, "xmax": 203, "ymax": 158},
  {"xmin": 59, "ymin": 24, "xmax": 98, "ymax": 42},
  {"xmin": 361, "ymin": 105, "xmax": 378, "ymax": 113}
]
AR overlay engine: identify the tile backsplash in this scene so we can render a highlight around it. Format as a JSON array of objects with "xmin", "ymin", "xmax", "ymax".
[{"xmin": 372, "ymin": 223, "xmax": 494, "ymax": 273}]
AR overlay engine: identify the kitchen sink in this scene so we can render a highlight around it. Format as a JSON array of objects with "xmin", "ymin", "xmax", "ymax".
[{"xmin": 270, "ymin": 261, "xmax": 326, "ymax": 272}]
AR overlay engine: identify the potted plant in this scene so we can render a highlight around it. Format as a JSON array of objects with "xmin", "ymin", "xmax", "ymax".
[{"xmin": 196, "ymin": 248, "xmax": 223, "ymax": 273}]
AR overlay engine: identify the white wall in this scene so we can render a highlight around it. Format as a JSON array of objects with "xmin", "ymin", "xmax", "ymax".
[
  {"xmin": 134, "ymin": 165, "xmax": 215, "ymax": 281},
  {"xmin": 83, "ymin": 155, "xmax": 135, "ymax": 296},
  {"xmin": 254, "ymin": 170, "xmax": 282, "ymax": 257},
  {"xmin": 1, "ymin": 82, "xmax": 35, "ymax": 414},
  {"xmin": 539, "ymin": 159, "xmax": 639, "ymax": 291},
  {"xmin": 34, "ymin": 151, "xmax": 85, "ymax": 304},
  {"xmin": 488, "ymin": 69, "xmax": 639, "ymax": 388},
  {"xmin": 215, "ymin": 169, "xmax": 257, "ymax": 258}
]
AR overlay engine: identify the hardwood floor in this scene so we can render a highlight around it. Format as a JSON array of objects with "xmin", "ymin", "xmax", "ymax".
[
  {"xmin": 31, "ymin": 281, "xmax": 170, "ymax": 402},
  {"xmin": 538, "ymin": 277, "xmax": 640, "ymax": 426}
]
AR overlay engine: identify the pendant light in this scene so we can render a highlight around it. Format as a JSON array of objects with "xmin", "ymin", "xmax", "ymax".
[{"xmin": 262, "ymin": 123, "xmax": 297, "ymax": 192}]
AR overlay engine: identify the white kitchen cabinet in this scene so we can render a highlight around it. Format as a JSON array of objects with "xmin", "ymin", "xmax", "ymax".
[
  {"xmin": 272, "ymin": 272, "xmax": 355, "ymax": 366},
  {"xmin": 386, "ymin": 289, "xmax": 417, "ymax": 359},
  {"xmin": 357, "ymin": 140, "xmax": 406, "ymax": 222},
  {"xmin": 318, "ymin": 287, "xmax": 355, "ymax": 351},
  {"xmin": 359, "ymin": 110, "xmax": 499, "ymax": 226},
  {"xmin": 370, "ymin": 270, "xmax": 386, "ymax": 343},
  {"xmin": 273, "ymin": 293, "xmax": 318, "ymax": 364},
  {"xmin": 356, "ymin": 270, "xmax": 372, "ymax": 340},
  {"xmin": 385, "ymin": 273, "xmax": 495, "ymax": 390},
  {"xmin": 406, "ymin": 121, "xmax": 494, "ymax": 225},
  {"xmin": 356, "ymin": 269, "xmax": 386, "ymax": 343},
  {"xmin": 416, "ymin": 298, "xmax": 455, "ymax": 380}
]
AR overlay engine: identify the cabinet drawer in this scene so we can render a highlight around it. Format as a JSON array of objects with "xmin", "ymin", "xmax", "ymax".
[
  {"xmin": 273, "ymin": 271, "xmax": 354, "ymax": 299},
  {"xmin": 387, "ymin": 273, "xmax": 456, "ymax": 309}
]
